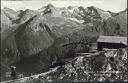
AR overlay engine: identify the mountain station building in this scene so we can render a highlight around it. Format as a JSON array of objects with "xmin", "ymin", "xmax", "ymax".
[{"xmin": 97, "ymin": 36, "xmax": 127, "ymax": 51}]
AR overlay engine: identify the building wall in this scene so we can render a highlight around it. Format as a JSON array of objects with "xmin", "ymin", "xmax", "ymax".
[{"xmin": 97, "ymin": 42, "xmax": 126, "ymax": 51}]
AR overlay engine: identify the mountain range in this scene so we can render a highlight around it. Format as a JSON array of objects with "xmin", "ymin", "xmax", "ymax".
[{"xmin": 1, "ymin": 4, "xmax": 127, "ymax": 81}]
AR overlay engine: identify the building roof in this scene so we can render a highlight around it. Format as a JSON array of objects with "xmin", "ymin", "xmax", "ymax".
[{"xmin": 97, "ymin": 36, "xmax": 127, "ymax": 45}]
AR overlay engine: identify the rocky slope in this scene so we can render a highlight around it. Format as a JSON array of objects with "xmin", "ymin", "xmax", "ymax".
[
  {"xmin": 1, "ymin": 4, "xmax": 127, "ymax": 81},
  {"xmin": 114, "ymin": 8, "xmax": 127, "ymax": 36},
  {"xmin": 1, "ymin": 7, "xmax": 18, "ymax": 32},
  {"xmin": 4, "ymin": 48, "xmax": 127, "ymax": 82}
]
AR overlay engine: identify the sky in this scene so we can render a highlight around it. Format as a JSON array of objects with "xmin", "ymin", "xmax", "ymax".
[{"xmin": 1, "ymin": 0, "xmax": 127, "ymax": 13}]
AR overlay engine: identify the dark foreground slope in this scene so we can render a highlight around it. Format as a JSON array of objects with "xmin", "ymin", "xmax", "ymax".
[{"xmin": 4, "ymin": 48, "xmax": 127, "ymax": 82}]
